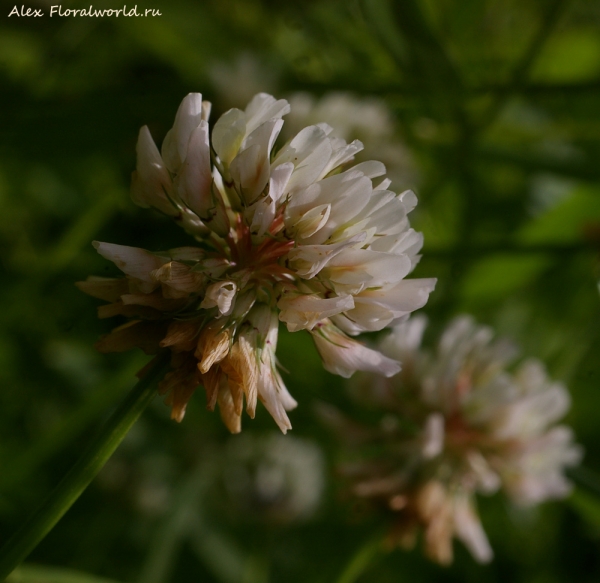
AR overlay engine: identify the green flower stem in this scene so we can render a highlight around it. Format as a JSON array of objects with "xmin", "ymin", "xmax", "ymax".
[
  {"xmin": 0, "ymin": 352, "xmax": 171, "ymax": 582},
  {"xmin": 335, "ymin": 533, "xmax": 386, "ymax": 583}
]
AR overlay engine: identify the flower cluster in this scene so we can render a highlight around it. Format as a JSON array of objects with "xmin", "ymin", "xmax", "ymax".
[
  {"xmin": 284, "ymin": 92, "xmax": 418, "ymax": 191},
  {"xmin": 78, "ymin": 93, "xmax": 435, "ymax": 433},
  {"xmin": 217, "ymin": 433, "xmax": 325, "ymax": 524},
  {"xmin": 327, "ymin": 316, "xmax": 581, "ymax": 565},
  {"xmin": 209, "ymin": 56, "xmax": 417, "ymax": 190}
]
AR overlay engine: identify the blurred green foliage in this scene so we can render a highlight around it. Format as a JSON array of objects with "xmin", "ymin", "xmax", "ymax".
[{"xmin": 1, "ymin": 0, "xmax": 600, "ymax": 581}]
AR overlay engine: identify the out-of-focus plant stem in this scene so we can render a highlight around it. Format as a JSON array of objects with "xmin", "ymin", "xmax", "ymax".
[
  {"xmin": 335, "ymin": 533, "xmax": 386, "ymax": 583},
  {"xmin": 0, "ymin": 356, "xmax": 146, "ymax": 492},
  {"xmin": 0, "ymin": 352, "xmax": 171, "ymax": 583}
]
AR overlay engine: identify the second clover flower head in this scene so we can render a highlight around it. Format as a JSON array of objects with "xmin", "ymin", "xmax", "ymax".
[
  {"xmin": 78, "ymin": 92, "xmax": 436, "ymax": 433},
  {"xmin": 331, "ymin": 316, "xmax": 582, "ymax": 565}
]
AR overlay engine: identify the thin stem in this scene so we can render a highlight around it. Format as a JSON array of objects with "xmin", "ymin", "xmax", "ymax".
[
  {"xmin": 0, "ymin": 352, "xmax": 171, "ymax": 582},
  {"xmin": 0, "ymin": 356, "xmax": 146, "ymax": 492},
  {"xmin": 335, "ymin": 533, "xmax": 385, "ymax": 583}
]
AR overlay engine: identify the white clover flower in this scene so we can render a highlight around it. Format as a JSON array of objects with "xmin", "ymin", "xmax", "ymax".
[
  {"xmin": 78, "ymin": 92, "xmax": 435, "ymax": 433},
  {"xmin": 329, "ymin": 316, "xmax": 581, "ymax": 565},
  {"xmin": 218, "ymin": 433, "xmax": 325, "ymax": 523},
  {"xmin": 283, "ymin": 92, "xmax": 419, "ymax": 191}
]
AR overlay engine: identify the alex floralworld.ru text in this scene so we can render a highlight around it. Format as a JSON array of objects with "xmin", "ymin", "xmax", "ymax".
[{"xmin": 8, "ymin": 5, "xmax": 162, "ymax": 17}]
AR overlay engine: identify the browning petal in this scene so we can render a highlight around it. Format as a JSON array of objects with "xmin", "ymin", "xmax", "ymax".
[
  {"xmin": 76, "ymin": 276, "xmax": 129, "ymax": 302},
  {"xmin": 94, "ymin": 320, "xmax": 167, "ymax": 355}
]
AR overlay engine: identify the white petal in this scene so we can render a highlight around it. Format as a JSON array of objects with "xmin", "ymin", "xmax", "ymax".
[
  {"xmin": 350, "ymin": 160, "xmax": 387, "ymax": 179},
  {"xmin": 257, "ymin": 365, "xmax": 296, "ymax": 434},
  {"xmin": 287, "ymin": 234, "xmax": 365, "ymax": 279},
  {"xmin": 200, "ymin": 281, "xmax": 238, "ymax": 316},
  {"xmin": 310, "ymin": 322, "xmax": 401, "ymax": 378},
  {"xmin": 489, "ymin": 383, "xmax": 571, "ymax": 439},
  {"xmin": 131, "ymin": 126, "xmax": 177, "ymax": 216},
  {"xmin": 212, "ymin": 108, "xmax": 246, "ymax": 165},
  {"xmin": 422, "ymin": 413, "xmax": 445, "ymax": 459},
  {"xmin": 286, "ymin": 172, "xmax": 373, "ymax": 245},
  {"xmin": 93, "ymin": 241, "xmax": 165, "ymax": 285},
  {"xmin": 269, "ymin": 162, "xmax": 294, "ymax": 204},
  {"xmin": 176, "ymin": 120, "xmax": 212, "ymax": 217},
  {"xmin": 320, "ymin": 138, "xmax": 363, "ymax": 177},
  {"xmin": 453, "ymin": 496, "xmax": 493, "ymax": 563},
  {"xmin": 230, "ymin": 144, "xmax": 266, "ymax": 201},
  {"xmin": 230, "ymin": 119, "xmax": 283, "ymax": 204},
  {"xmin": 380, "ymin": 315, "xmax": 428, "ymax": 357},
  {"xmin": 274, "ymin": 125, "xmax": 333, "ymax": 192},
  {"xmin": 322, "ymin": 249, "xmax": 413, "ymax": 289},
  {"xmin": 162, "ymin": 93, "xmax": 206, "ymax": 173},
  {"xmin": 399, "ymin": 189, "xmax": 418, "ymax": 213},
  {"xmin": 356, "ymin": 278, "xmax": 437, "ymax": 315},
  {"xmin": 244, "ymin": 93, "xmax": 290, "ymax": 135},
  {"xmin": 290, "ymin": 204, "xmax": 331, "ymax": 240},
  {"xmin": 278, "ymin": 293, "xmax": 354, "ymax": 332}
]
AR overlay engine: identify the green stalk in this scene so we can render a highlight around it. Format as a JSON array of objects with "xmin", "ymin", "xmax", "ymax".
[
  {"xmin": 335, "ymin": 533, "xmax": 385, "ymax": 583},
  {"xmin": 0, "ymin": 353, "xmax": 171, "ymax": 582}
]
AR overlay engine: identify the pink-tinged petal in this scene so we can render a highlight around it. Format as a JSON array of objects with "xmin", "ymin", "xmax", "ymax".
[
  {"xmin": 278, "ymin": 293, "xmax": 354, "ymax": 332},
  {"xmin": 131, "ymin": 126, "xmax": 178, "ymax": 216},
  {"xmin": 310, "ymin": 321, "xmax": 401, "ymax": 378}
]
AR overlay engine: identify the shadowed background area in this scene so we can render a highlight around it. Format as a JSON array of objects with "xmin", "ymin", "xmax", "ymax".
[{"xmin": 1, "ymin": 0, "xmax": 600, "ymax": 582}]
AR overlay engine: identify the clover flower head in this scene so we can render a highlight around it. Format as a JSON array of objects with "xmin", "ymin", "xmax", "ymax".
[
  {"xmin": 328, "ymin": 316, "xmax": 582, "ymax": 565},
  {"xmin": 284, "ymin": 92, "xmax": 418, "ymax": 191},
  {"xmin": 218, "ymin": 433, "xmax": 325, "ymax": 523},
  {"xmin": 78, "ymin": 92, "xmax": 435, "ymax": 433}
]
